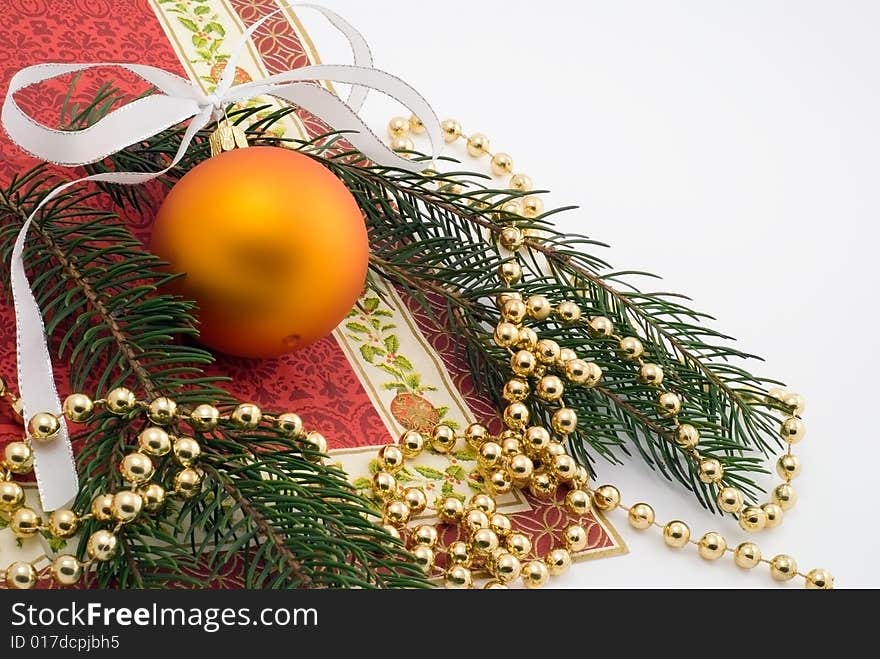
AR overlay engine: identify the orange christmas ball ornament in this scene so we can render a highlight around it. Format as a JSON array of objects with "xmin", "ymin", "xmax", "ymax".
[{"xmin": 151, "ymin": 146, "xmax": 369, "ymax": 358}]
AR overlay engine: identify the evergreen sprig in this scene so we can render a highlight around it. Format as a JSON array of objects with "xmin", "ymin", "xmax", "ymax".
[{"xmin": 0, "ymin": 143, "xmax": 429, "ymax": 588}]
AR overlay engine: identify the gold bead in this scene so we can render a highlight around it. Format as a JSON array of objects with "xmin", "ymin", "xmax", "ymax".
[
  {"xmin": 390, "ymin": 135, "xmax": 414, "ymax": 156},
  {"xmin": 230, "ymin": 403, "xmax": 262, "ymax": 430},
  {"xmin": 770, "ymin": 554, "xmax": 798, "ymax": 581},
  {"xmin": 499, "ymin": 434, "xmax": 521, "ymax": 457},
  {"xmin": 471, "ymin": 528, "xmax": 500, "ymax": 555},
  {"xmin": 304, "ymin": 430, "xmax": 328, "ymax": 457},
  {"xmin": 563, "ymin": 524, "xmax": 589, "ymax": 552},
  {"xmin": 509, "ymin": 173, "xmax": 533, "ymax": 192},
  {"xmin": 404, "ymin": 487, "xmax": 428, "ymax": 515},
  {"xmin": 48, "ymin": 509, "xmax": 79, "ymax": 538},
  {"xmin": 462, "ymin": 423, "xmax": 488, "ymax": 449},
  {"xmin": 488, "ymin": 469, "xmax": 512, "ymax": 494},
  {"xmin": 63, "ymin": 393, "xmax": 94, "ymax": 423},
  {"xmin": 499, "ymin": 226, "xmax": 525, "ymax": 250},
  {"xmin": 503, "ymin": 378, "xmax": 530, "ymax": 403},
  {"xmin": 409, "ymin": 114, "xmax": 425, "ymax": 135},
  {"xmin": 782, "ymin": 392, "xmax": 805, "ymax": 415},
  {"xmin": 734, "ymin": 542, "xmax": 761, "ymax": 568},
  {"xmin": 564, "ymin": 489, "xmax": 591, "ymax": 516},
  {"xmin": 381, "ymin": 524, "xmax": 401, "ymax": 541},
  {"xmin": 138, "ymin": 427, "xmax": 171, "ymax": 456},
  {"xmin": 805, "ymin": 568, "xmax": 833, "ymax": 590},
  {"xmin": 87, "ymin": 529, "xmax": 118, "ymax": 561},
  {"xmin": 411, "ymin": 546, "xmax": 434, "ymax": 573},
  {"xmin": 447, "ymin": 540, "xmax": 472, "ymax": 566},
  {"xmin": 717, "ymin": 487, "xmax": 744, "ymax": 513},
  {"xmin": 120, "ymin": 451, "xmax": 154, "ymax": 484},
  {"xmin": 498, "ymin": 199, "xmax": 522, "ymax": 217},
  {"xmin": 377, "ymin": 444, "xmax": 405, "ymax": 472},
  {"xmin": 674, "ymin": 424, "xmax": 700, "ymax": 449},
  {"xmin": 489, "ymin": 513, "xmax": 512, "ymax": 538},
  {"xmin": 544, "ymin": 441, "xmax": 566, "ymax": 460},
  {"xmin": 772, "ymin": 483, "xmax": 797, "ymax": 511},
  {"xmin": 493, "ymin": 552, "xmax": 521, "ymax": 583},
  {"xmin": 503, "ymin": 402, "xmax": 530, "ymax": 430},
  {"xmin": 106, "ymin": 387, "xmax": 136, "ymax": 415},
  {"xmin": 662, "ymin": 521, "xmax": 691, "ymax": 548},
  {"xmin": 466, "ymin": 133, "xmax": 490, "ymax": 157},
  {"xmin": 619, "ymin": 336, "xmax": 644, "ymax": 360},
  {"xmin": 437, "ymin": 496, "xmax": 465, "ymax": 523},
  {"xmin": 387, "ymin": 116, "xmax": 409, "ymax": 138},
  {"xmin": 469, "ymin": 493, "xmax": 496, "ymax": 515},
  {"xmin": 478, "ymin": 442, "xmax": 503, "ymax": 470},
  {"xmin": 146, "ymin": 396, "xmax": 177, "ymax": 425},
  {"xmin": 10, "ymin": 506, "xmax": 41, "ymax": 538},
  {"xmin": 552, "ymin": 454, "xmax": 578, "ymax": 481},
  {"xmin": 111, "ymin": 490, "xmax": 143, "ymax": 524},
  {"xmin": 557, "ymin": 347, "xmax": 578, "ymax": 366},
  {"xmin": 0, "ymin": 480, "xmax": 24, "ymax": 512},
  {"xmin": 739, "ymin": 506, "xmax": 767, "ymax": 532},
  {"xmin": 776, "ymin": 454, "xmax": 801, "ymax": 481},
  {"xmin": 522, "ymin": 196, "xmax": 544, "ymax": 219},
  {"xmin": 525, "ymin": 295, "xmax": 552, "ymax": 321},
  {"xmin": 6, "ymin": 561, "xmax": 37, "ymax": 589},
  {"xmin": 521, "ymin": 560, "xmax": 550, "ymax": 588},
  {"xmin": 491, "ymin": 152, "xmax": 514, "ymax": 176},
  {"xmin": 535, "ymin": 339, "xmax": 560, "ymax": 365},
  {"xmin": 493, "ymin": 322, "xmax": 519, "ymax": 349},
  {"xmin": 464, "ymin": 508, "xmax": 490, "ymax": 531},
  {"xmin": 174, "ymin": 467, "xmax": 203, "ymax": 498},
  {"xmin": 4, "ymin": 441, "xmax": 33, "ymax": 474},
  {"xmin": 593, "ymin": 484, "xmax": 621, "ymax": 512},
  {"xmin": 516, "ymin": 326, "xmax": 539, "ymax": 351},
  {"xmin": 440, "ymin": 119, "xmax": 462, "ymax": 143},
  {"xmin": 523, "ymin": 426, "xmax": 551, "ymax": 455},
  {"xmin": 589, "ymin": 316, "xmax": 614, "ymax": 337},
  {"xmin": 639, "ymin": 364, "xmax": 664, "ymax": 386},
  {"xmin": 529, "ymin": 468, "xmax": 558, "ymax": 499},
  {"xmin": 371, "ymin": 471, "xmax": 397, "ymax": 500},
  {"xmin": 173, "ymin": 436, "xmax": 201, "ymax": 466},
  {"xmin": 573, "ymin": 465, "xmax": 589, "ymax": 488},
  {"xmin": 275, "ymin": 412, "xmax": 304, "ymax": 437},
  {"xmin": 762, "ymin": 503, "xmax": 784, "ymax": 528},
  {"xmin": 384, "ymin": 500, "xmax": 411, "ymax": 525},
  {"xmin": 190, "ymin": 404, "xmax": 221, "ymax": 432},
  {"xmin": 507, "ymin": 453, "xmax": 534, "ymax": 483},
  {"xmin": 551, "ymin": 408, "xmax": 578, "ymax": 435},
  {"xmin": 698, "ymin": 532, "xmax": 727, "ymax": 560},
  {"xmin": 502, "ymin": 298, "xmax": 527, "ymax": 324},
  {"xmin": 564, "ymin": 358, "xmax": 600, "ymax": 386},
  {"xmin": 698, "ymin": 457, "xmax": 724, "ymax": 484},
  {"xmin": 628, "ymin": 502, "xmax": 655, "ymax": 529},
  {"xmin": 141, "ymin": 483, "xmax": 166, "ymax": 512},
  {"xmin": 511, "ymin": 349, "xmax": 537, "ymax": 377},
  {"xmin": 400, "ymin": 430, "xmax": 425, "ymax": 457},
  {"xmin": 430, "ymin": 425, "xmax": 457, "ymax": 454},
  {"xmin": 545, "ymin": 548, "xmax": 572, "ymax": 576},
  {"xmin": 498, "ymin": 260, "xmax": 522, "ymax": 285},
  {"xmin": 658, "ymin": 392, "xmax": 682, "ymax": 417},
  {"xmin": 412, "ymin": 524, "xmax": 438, "ymax": 547},
  {"xmin": 28, "ymin": 411, "xmax": 61, "ymax": 442},
  {"xmin": 91, "ymin": 493, "xmax": 114, "ymax": 521},
  {"xmin": 51, "ymin": 554, "xmax": 83, "ymax": 586},
  {"xmin": 445, "ymin": 565, "xmax": 473, "ymax": 589},
  {"xmin": 780, "ymin": 417, "xmax": 805, "ymax": 444},
  {"xmin": 507, "ymin": 532, "xmax": 532, "ymax": 558}
]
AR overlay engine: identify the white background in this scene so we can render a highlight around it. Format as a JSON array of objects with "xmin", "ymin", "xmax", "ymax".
[{"xmin": 306, "ymin": 0, "xmax": 880, "ymax": 587}]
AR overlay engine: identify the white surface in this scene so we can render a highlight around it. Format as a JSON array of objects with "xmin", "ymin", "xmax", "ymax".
[{"xmin": 306, "ymin": 0, "xmax": 880, "ymax": 588}]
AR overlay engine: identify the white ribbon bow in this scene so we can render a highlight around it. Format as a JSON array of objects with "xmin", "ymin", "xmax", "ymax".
[{"xmin": 1, "ymin": 3, "xmax": 441, "ymax": 511}]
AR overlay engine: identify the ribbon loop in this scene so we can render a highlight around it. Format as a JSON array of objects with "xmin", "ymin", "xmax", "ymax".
[{"xmin": 0, "ymin": 2, "xmax": 440, "ymax": 510}]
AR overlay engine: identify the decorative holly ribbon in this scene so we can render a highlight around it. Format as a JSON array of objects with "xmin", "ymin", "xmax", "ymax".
[{"xmin": 0, "ymin": 3, "xmax": 441, "ymax": 510}]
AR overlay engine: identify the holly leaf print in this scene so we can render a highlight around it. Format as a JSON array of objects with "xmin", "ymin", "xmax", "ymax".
[{"xmin": 414, "ymin": 465, "xmax": 444, "ymax": 480}]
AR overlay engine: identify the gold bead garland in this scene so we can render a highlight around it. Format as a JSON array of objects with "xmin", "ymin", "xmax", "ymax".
[
  {"xmin": 384, "ymin": 115, "xmax": 833, "ymax": 589},
  {"xmin": 0, "ymin": 378, "xmax": 321, "ymax": 589}
]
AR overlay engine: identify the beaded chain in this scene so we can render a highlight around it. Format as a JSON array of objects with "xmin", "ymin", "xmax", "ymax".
[
  {"xmin": 381, "ymin": 114, "xmax": 832, "ymax": 589},
  {"xmin": 0, "ymin": 379, "xmax": 325, "ymax": 589}
]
